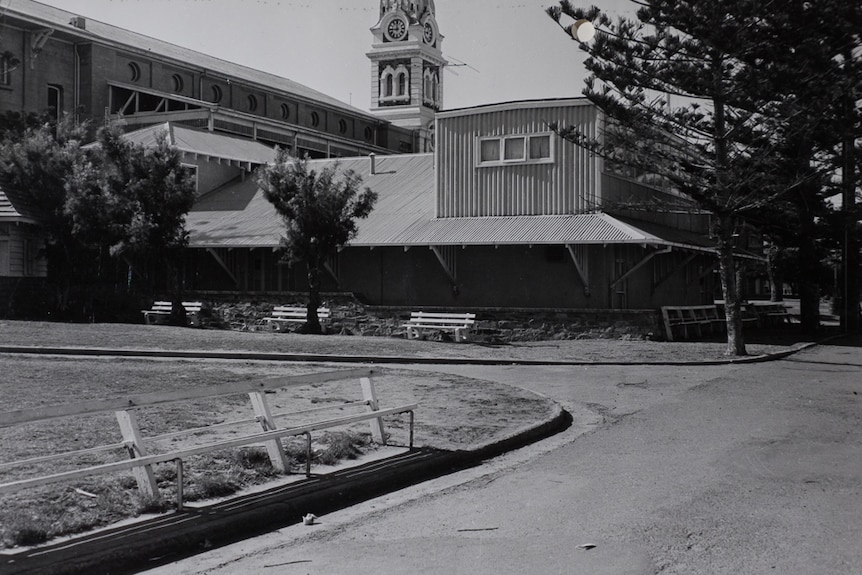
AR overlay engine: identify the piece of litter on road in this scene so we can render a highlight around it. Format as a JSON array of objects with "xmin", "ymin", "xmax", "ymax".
[
  {"xmin": 74, "ymin": 488, "xmax": 98, "ymax": 498},
  {"xmin": 457, "ymin": 527, "xmax": 499, "ymax": 532},
  {"xmin": 302, "ymin": 513, "xmax": 318, "ymax": 525},
  {"xmin": 577, "ymin": 543, "xmax": 597, "ymax": 550}
]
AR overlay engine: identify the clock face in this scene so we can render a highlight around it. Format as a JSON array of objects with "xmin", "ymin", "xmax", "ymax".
[
  {"xmin": 386, "ymin": 17, "xmax": 407, "ymax": 41},
  {"xmin": 423, "ymin": 21, "xmax": 435, "ymax": 44}
]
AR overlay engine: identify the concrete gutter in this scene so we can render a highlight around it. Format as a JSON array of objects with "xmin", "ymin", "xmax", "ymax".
[
  {"xmin": 0, "ymin": 342, "xmax": 817, "ymax": 366},
  {"xmin": 1, "ymin": 408, "xmax": 571, "ymax": 575}
]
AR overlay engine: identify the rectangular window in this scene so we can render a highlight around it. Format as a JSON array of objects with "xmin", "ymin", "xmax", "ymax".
[
  {"xmin": 504, "ymin": 137, "xmax": 525, "ymax": 161},
  {"xmin": 0, "ymin": 55, "xmax": 12, "ymax": 87},
  {"xmin": 478, "ymin": 132, "xmax": 554, "ymax": 167},
  {"xmin": 480, "ymin": 139, "xmax": 500, "ymax": 162},
  {"xmin": 47, "ymin": 84, "xmax": 63, "ymax": 120},
  {"xmin": 529, "ymin": 134, "xmax": 551, "ymax": 160}
]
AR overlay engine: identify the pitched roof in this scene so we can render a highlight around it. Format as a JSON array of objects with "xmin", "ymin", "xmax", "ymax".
[
  {"xmin": 186, "ymin": 153, "xmax": 436, "ymax": 248},
  {"xmin": 186, "ymin": 152, "xmax": 715, "ymax": 253},
  {"xmin": 10, "ymin": 0, "xmax": 381, "ymax": 121},
  {"xmin": 123, "ymin": 123, "xmax": 277, "ymax": 166}
]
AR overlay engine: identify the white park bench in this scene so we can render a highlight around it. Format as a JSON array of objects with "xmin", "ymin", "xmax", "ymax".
[
  {"xmin": 403, "ymin": 311, "xmax": 476, "ymax": 343},
  {"xmin": 141, "ymin": 301, "xmax": 203, "ymax": 327},
  {"xmin": 264, "ymin": 305, "xmax": 331, "ymax": 331}
]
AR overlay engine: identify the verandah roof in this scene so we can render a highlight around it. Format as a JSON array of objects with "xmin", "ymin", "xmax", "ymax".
[{"xmin": 185, "ymin": 154, "xmax": 716, "ymax": 254}]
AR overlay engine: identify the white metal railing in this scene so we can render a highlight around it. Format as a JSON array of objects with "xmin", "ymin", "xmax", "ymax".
[{"xmin": 0, "ymin": 367, "xmax": 416, "ymax": 509}]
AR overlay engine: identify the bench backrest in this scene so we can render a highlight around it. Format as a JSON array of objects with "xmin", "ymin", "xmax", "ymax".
[
  {"xmin": 272, "ymin": 306, "xmax": 331, "ymax": 318},
  {"xmin": 409, "ymin": 311, "xmax": 476, "ymax": 326},
  {"xmin": 150, "ymin": 301, "xmax": 203, "ymax": 313}
]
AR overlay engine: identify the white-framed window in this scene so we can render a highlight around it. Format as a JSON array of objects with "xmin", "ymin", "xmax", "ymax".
[{"xmin": 477, "ymin": 133, "xmax": 554, "ymax": 166}]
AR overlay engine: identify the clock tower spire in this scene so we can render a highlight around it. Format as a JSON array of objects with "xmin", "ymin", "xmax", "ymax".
[{"xmin": 368, "ymin": 0, "xmax": 444, "ymax": 152}]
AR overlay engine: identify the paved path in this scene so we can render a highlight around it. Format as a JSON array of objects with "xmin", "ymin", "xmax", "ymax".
[{"xmin": 152, "ymin": 343, "xmax": 862, "ymax": 575}]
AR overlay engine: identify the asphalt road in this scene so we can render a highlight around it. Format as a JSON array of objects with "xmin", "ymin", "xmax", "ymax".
[{"xmin": 152, "ymin": 341, "xmax": 862, "ymax": 575}]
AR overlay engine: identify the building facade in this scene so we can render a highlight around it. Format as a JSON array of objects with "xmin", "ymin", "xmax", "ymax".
[
  {"xmin": 183, "ymin": 99, "xmax": 719, "ymax": 310},
  {"xmin": 0, "ymin": 0, "xmax": 421, "ymax": 157},
  {"xmin": 2, "ymin": 0, "xmax": 723, "ymax": 315}
]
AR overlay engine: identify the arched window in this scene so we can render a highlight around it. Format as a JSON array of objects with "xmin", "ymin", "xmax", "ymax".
[
  {"xmin": 280, "ymin": 103, "xmax": 291, "ymax": 120},
  {"xmin": 423, "ymin": 69, "xmax": 433, "ymax": 104},
  {"xmin": 381, "ymin": 65, "xmax": 408, "ymax": 102},
  {"xmin": 210, "ymin": 85, "xmax": 223, "ymax": 103},
  {"xmin": 247, "ymin": 94, "xmax": 258, "ymax": 112},
  {"xmin": 381, "ymin": 66, "xmax": 395, "ymax": 98},
  {"xmin": 397, "ymin": 72, "xmax": 407, "ymax": 97}
]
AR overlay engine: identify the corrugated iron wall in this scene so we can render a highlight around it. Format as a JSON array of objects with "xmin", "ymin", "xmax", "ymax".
[{"xmin": 436, "ymin": 103, "xmax": 600, "ymax": 218}]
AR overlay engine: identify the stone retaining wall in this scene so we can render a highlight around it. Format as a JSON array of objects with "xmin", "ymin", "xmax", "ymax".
[{"xmin": 196, "ymin": 293, "xmax": 662, "ymax": 342}]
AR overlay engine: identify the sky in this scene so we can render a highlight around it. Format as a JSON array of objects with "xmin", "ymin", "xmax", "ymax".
[{"xmin": 36, "ymin": 0, "xmax": 634, "ymax": 113}]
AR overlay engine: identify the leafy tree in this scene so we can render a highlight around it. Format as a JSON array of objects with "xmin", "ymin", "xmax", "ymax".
[
  {"xmin": 1, "ymin": 118, "xmax": 196, "ymax": 321},
  {"xmin": 545, "ymin": 0, "xmax": 850, "ymax": 353},
  {"xmin": 0, "ymin": 116, "xmax": 88, "ymax": 314},
  {"xmin": 67, "ymin": 125, "xmax": 196, "ymax": 323},
  {"xmin": 258, "ymin": 151, "xmax": 378, "ymax": 334}
]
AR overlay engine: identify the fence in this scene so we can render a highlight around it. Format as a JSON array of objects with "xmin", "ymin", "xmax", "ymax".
[{"xmin": 0, "ymin": 367, "xmax": 416, "ymax": 509}]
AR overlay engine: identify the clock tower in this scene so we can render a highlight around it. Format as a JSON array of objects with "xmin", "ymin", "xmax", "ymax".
[{"xmin": 368, "ymin": 0, "xmax": 445, "ymax": 152}]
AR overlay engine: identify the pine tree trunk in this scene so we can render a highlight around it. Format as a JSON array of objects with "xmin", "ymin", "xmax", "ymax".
[
  {"xmin": 796, "ymin": 202, "xmax": 821, "ymax": 334},
  {"xmin": 716, "ymin": 216, "xmax": 747, "ymax": 356}
]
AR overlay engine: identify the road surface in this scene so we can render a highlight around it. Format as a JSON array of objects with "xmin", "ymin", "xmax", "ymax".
[{"xmin": 152, "ymin": 342, "xmax": 862, "ymax": 574}]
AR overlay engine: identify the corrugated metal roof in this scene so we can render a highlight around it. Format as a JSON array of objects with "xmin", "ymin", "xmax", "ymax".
[
  {"xmin": 186, "ymin": 153, "xmax": 436, "ymax": 248},
  {"xmin": 371, "ymin": 213, "xmax": 642, "ymax": 246},
  {"xmin": 10, "ymin": 0, "xmax": 381, "ymax": 122},
  {"xmin": 187, "ymin": 178, "xmax": 284, "ymax": 247},
  {"xmin": 123, "ymin": 123, "xmax": 277, "ymax": 166},
  {"xmin": 185, "ymin": 151, "xmax": 714, "ymax": 253}
]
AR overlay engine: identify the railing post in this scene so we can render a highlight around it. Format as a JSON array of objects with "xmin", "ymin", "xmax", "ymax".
[
  {"xmin": 248, "ymin": 391, "xmax": 290, "ymax": 472},
  {"xmin": 114, "ymin": 410, "xmax": 161, "ymax": 501},
  {"xmin": 360, "ymin": 377, "xmax": 386, "ymax": 444}
]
